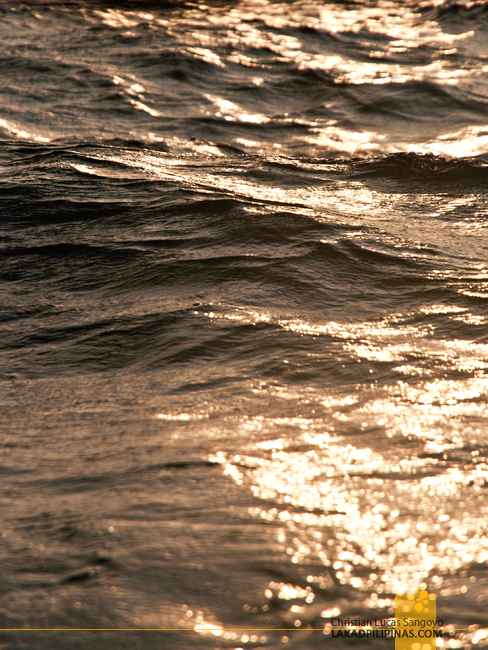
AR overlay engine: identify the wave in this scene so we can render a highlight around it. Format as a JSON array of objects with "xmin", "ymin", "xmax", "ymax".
[
  {"xmin": 2, "ymin": 141, "xmax": 486, "ymax": 383},
  {"xmin": 428, "ymin": 0, "xmax": 488, "ymax": 21},
  {"xmin": 2, "ymin": 1, "xmax": 488, "ymax": 644},
  {"xmin": 342, "ymin": 151, "xmax": 488, "ymax": 180}
]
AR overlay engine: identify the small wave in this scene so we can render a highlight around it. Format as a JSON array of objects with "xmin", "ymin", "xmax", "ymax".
[
  {"xmin": 344, "ymin": 151, "xmax": 488, "ymax": 180},
  {"xmin": 427, "ymin": 0, "xmax": 488, "ymax": 22}
]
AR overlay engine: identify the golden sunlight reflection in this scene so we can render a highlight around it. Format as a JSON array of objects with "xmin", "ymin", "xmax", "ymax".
[
  {"xmin": 426, "ymin": 125, "xmax": 488, "ymax": 158},
  {"xmin": 206, "ymin": 306, "xmax": 488, "ymax": 380},
  {"xmin": 93, "ymin": 149, "xmax": 488, "ymax": 266},
  {"xmin": 93, "ymin": 9, "xmax": 145, "ymax": 29},
  {"xmin": 204, "ymin": 94, "xmax": 270, "ymax": 124},
  {"xmin": 0, "ymin": 117, "xmax": 50, "ymax": 143},
  {"xmin": 78, "ymin": 1, "xmax": 488, "ymax": 158},
  {"xmin": 207, "ymin": 300, "xmax": 488, "ymax": 601},
  {"xmin": 167, "ymin": 0, "xmax": 479, "ymax": 90},
  {"xmin": 211, "ymin": 426, "xmax": 488, "ymax": 595}
]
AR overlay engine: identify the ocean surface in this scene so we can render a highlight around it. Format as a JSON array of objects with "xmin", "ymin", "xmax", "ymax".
[{"xmin": 1, "ymin": 0, "xmax": 488, "ymax": 648}]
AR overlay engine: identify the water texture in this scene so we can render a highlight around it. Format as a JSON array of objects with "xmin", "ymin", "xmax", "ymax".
[{"xmin": 1, "ymin": 1, "xmax": 488, "ymax": 649}]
